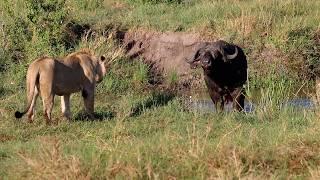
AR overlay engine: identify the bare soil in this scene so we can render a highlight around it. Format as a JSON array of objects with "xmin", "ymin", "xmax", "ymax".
[{"xmin": 121, "ymin": 29, "xmax": 206, "ymax": 87}]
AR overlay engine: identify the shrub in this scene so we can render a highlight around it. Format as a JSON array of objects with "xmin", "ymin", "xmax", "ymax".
[
  {"xmin": 285, "ymin": 28, "xmax": 320, "ymax": 79},
  {"xmin": 1, "ymin": 0, "xmax": 72, "ymax": 68},
  {"xmin": 127, "ymin": 0, "xmax": 183, "ymax": 4},
  {"xmin": 77, "ymin": 0, "xmax": 104, "ymax": 10},
  {"xmin": 1, "ymin": 0, "xmax": 30, "ymax": 68},
  {"xmin": 24, "ymin": 0, "xmax": 70, "ymax": 59}
]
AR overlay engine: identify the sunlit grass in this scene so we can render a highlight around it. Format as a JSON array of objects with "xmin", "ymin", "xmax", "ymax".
[
  {"xmin": 1, "ymin": 59, "xmax": 320, "ymax": 178},
  {"xmin": 1, "ymin": 0, "xmax": 320, "ymax": 179}
]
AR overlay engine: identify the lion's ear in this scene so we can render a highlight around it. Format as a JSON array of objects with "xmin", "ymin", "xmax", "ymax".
[{"xmin": 100, "ymin": 55, "xmax": 106, "ymax": 61}]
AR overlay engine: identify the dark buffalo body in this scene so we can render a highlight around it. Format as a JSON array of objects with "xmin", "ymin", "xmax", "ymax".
[{"xmin": 187, "ymin": 40, "xmax": 247, "ymax": 111}]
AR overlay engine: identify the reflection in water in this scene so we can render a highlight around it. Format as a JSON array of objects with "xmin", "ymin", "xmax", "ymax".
[
  {"xmin": 283, "ymin": 98, "xmax": 316, "ymax": 109},
  {"xmin": 188, "ymin": 96, "xmax": 316, "ymax": 113},
  {"xmin": 188, "ymin": 99, "xmax": 255, "ymax": 113}
]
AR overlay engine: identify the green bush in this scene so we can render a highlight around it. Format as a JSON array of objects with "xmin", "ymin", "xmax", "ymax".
[
  {"xmin": 1, "ymin": 0, "xmax": 71, "ymax": 68},
  {"xmin": 1, "ymin": 0, "xmax": 30, "ymax": 69},
  {"xmin": 25, "ymin": 0, "xmax": 70, "ymax": 59},
  {"xmin": 285, "ymin": 28, "xmax": 320, "ymax": 78},
  {"xmin": 127, "ymin": 0, "xmax": 183, "ymax": 4},
  {"xmin": 77, "ymin": 0, "xmax": 104, "ymax": 10}
]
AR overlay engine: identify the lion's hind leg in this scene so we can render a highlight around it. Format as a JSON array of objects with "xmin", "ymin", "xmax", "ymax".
[
  {"xmin": 39, "ymin": 67, "xmax": 55, "ymax": 124},
  {"xmin": 26, "ymin": 86, "xmax": 39, "ymax": 123},
  {"xmin": 42, "ymin": 95, "xmax": 55, "ymax": 124}
]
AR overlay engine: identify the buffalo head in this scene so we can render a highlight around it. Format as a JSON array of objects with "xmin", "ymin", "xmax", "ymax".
[{"xmin": 186, "ymin": 40, "xmax": 238, "ymax": 69}]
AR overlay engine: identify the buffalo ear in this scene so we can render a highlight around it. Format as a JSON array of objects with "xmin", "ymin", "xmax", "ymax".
[
  {"xmin": 206, "ymin": 48, "xmax": 216, "ymax": 59},
  {"xmin": 193, "ymin": 49, "xmax": 201, "ymax": 61},
  {"xmin": 186, "ymin": 42, "xmax": 208, "ymax": 64},
  {"xmin": 100, "ymin": 55, "xmax": 106, "ymax": 61},
  {"xmin": 185, "ymin": 49, "xmax": 200, "ymax": 64},
  {"xmin": 214, "ymin": 47, "xmax": 227, "ymax": 62}
]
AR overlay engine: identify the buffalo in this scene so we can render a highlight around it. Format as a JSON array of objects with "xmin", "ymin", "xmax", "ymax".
[{"xmin": 187, "ymin": 40, "xmax": 247, "ymax": 111}]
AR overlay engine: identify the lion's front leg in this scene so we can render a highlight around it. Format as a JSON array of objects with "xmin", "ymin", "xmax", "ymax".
[
  {"xmin": 61, "ymin": 94, "xmax": 71, "ymax": 120},
  {"xmin": 82, "ymin": 87, "xmax": 95, "ymax": 119}
]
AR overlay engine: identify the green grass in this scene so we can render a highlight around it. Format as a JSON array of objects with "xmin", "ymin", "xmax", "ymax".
[
  {"xmin": 1, "ymin": 0, "xmax": 320, "ymax": 179},
  {"xmin": 1, "ymin": 83, "xmax": 320, "ymax": 178},
  {"xmin": 1, "ymin": 55, "xmax": 320, "ymax": 178},
  {"xmin": 2, "ymin": 0, "xmax": 319, "ymax": 83}
]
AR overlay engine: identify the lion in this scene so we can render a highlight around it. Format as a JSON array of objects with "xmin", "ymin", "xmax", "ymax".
[{"xmin": 14, "ymin": 49, "xmax": 107, "ymax": 124}]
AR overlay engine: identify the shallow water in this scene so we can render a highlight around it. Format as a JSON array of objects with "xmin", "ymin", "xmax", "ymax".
[
  {"xmin": 188, "ymin": 98, "xmax": 255, "ymax": 113},
  {"xmin": 187, "ymin": 91, "xmax": 317, "ymax": 113},
  {"xmin": 282, "ymin": 98, "xmax": 316, "ymax": 109}
]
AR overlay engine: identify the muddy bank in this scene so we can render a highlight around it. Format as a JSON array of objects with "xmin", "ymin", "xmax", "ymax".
[
  {"xmin": 120, "ymin": 29, "xmax": 206, "ymax": 87},
  {"xmin": 62, "ymin": 23, "xmax": 319, "ymax": 89},
  {"xmin": 118, "ymin": 29, "xmax": 320, "ymax": 84}
]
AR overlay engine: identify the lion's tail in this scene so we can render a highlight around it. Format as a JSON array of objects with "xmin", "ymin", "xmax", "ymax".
[{"xmin": 15, "ymin": 63, "xmax": 39, "ymax": 119}]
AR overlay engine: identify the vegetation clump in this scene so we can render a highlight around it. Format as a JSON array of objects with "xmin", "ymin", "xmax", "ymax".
[{"xmin": 0, "ymin": 0, "xmax": 320, "ymax": 179}]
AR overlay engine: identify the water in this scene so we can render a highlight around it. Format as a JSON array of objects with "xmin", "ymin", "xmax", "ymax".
[
  {"xmin": 188, "ymin": 98, "xmax": 255, "ymax": 113},
  {"xmin": 187, "ymin": 91, "xmax": 317, "ymax": 113},
  {"xmin": 282, "ymin": 98, "xmax": 316, "ymax": 109}
]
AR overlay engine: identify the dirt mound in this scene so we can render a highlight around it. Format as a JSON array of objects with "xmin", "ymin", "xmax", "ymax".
[{"xmin": 122, "ymin": 30, "xmax": 204, "ymax": 84}]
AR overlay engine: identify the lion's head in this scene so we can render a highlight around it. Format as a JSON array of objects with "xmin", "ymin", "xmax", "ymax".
[{"xmin": 95, "ymin": 55, "xmax": 107, "ymax": 83}]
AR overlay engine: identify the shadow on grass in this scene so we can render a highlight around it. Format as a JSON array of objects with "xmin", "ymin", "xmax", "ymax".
[
  {"xmin": 73, "ymin": 110, "xmax": 115, "ymax": 121},
  {"xmin": 130, "ymin": 91, "xmax": 175, "ymax": 117},
  {"xmin": 0, "ymin": 86, "xmax": 16, "ymax": 99},
  {"xmin": 0, "ymin": 86, "xmax": 8, "ymax": 98},
  {"xmin": 0, "ymin": 87, "xmax": 4, "ymax": 96}
]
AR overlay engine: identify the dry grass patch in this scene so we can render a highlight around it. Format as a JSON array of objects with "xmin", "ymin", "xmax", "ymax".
[
  {"xmin": 224, "ymin": 15, "xmax": 257, "ymax": 38},
  {"xmin": 14, "ymin": 138, "xmax": 89, "ymax": 179}
]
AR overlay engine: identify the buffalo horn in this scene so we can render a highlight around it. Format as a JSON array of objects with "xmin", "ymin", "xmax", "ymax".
[{"xmin": 226, "ymin": 46, "xmax": 238, "ymax": 60}]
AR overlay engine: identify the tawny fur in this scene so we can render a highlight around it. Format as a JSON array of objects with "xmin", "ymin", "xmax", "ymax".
[{"xmin": 15, "ymin": 50, "xmax": 107, "ymax": 124}]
